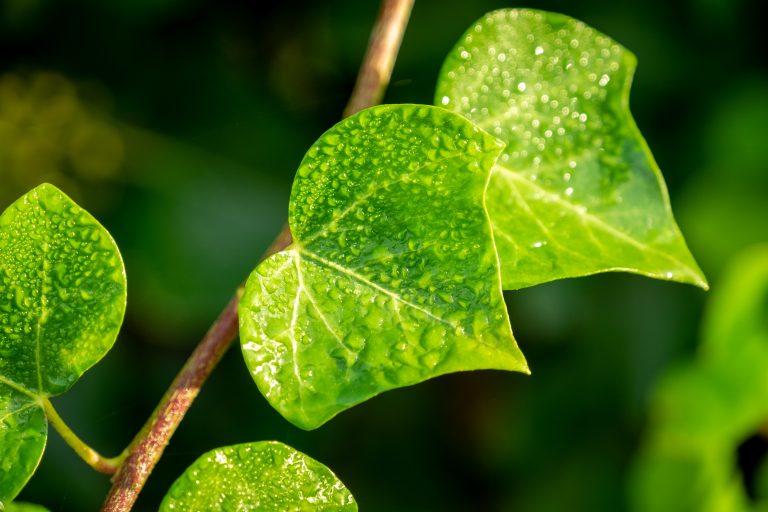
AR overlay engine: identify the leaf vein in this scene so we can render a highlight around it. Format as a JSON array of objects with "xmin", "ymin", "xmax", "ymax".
[
  {"xmin": 495, "ymin": 163, "xmax": 693, "ymax": 272},
  {"xmin": 298, "ymin": 248, "xmax": 457, "ymax": 331}
]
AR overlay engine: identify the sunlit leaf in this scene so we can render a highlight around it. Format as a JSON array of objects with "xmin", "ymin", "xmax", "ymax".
[
  {"xmin": 436, "ymin": 8, "xmax": 707, "ymax": 290},
  {"xmin": 240, "ymin": 104, "xmax": 527, "ymax": 430},
  {"xmin": 160, "ymin": 441, "xmax": 357, "ymax": 511},
  {"xmin": 0, "ymin": 183, "xmax": 126, "ymax": 503}
]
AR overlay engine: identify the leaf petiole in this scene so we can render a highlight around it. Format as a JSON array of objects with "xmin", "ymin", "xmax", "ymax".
[{"xmin": 42, "ymin": 398, "xmax": 125, "ymax": 475}]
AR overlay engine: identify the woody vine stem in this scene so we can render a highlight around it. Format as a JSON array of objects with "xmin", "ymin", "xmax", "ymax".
[{"xmin": 67, "ymin": 1, "xmax": 414, "ymax": 510}]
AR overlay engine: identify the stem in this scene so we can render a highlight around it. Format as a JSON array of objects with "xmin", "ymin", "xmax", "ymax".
[
  {"xmin": 102, "ymin": 2, "xmax": 414, "ymax": 509},
  {"xmin": 101, "ymin": 291, "xmax": 241, "ymax": 511},
  {"xmin": 43, "ymin": 398, "xmax": 124, "ymax": 475},
  {"xmin": 343, "ymin": 0, "xmax": 414, "ymax": 118}
]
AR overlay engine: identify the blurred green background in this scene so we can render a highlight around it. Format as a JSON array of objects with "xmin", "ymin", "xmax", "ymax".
[{"xmin": 1, "ymin": 0, "xmax": 766, "ymax": 510}]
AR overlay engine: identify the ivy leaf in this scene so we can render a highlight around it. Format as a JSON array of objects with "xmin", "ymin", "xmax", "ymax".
[
  {"xmin": 630, "ymin": 246, "xmax": 768, "ymax": 512},
  {"xmin": 436, "ymin": 8, "xmax": 707, "ymax": 290},
  {"xmin": 240, "ymin": 105, "xmax": 527, "ymax": 430},
  {"xmin": 160, "ymin": 441, "xmax": 357, "ymax": 511},
  {"xmin": 0, "ymin": 184, "xmax": 126, "ymax": 503},
  {"xmin": 0, "ymin": 388, "xmax": 46, "ymax": 507}
]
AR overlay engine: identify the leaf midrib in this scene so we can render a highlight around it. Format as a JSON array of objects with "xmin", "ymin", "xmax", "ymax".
[
  {"xmin": 296, "ymin": 247, "xmax": 457, "ymax": 330},
  {"xmin": 34, "ymin": 224, "xmax": 50, "ymax": 395}
]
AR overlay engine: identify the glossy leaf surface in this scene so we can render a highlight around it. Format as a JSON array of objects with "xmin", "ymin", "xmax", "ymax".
[
  {"xmin": 0, "ymin": 184, "xmax": 126, "ymax": 503},
  {"xmin": 160, "ymin": 441, "xmax": 357, "ymax": 511},
  {"xmin": 436, "ymin": 8, "xmax": 707, "ymax": 290},
  {"xmin": 240, "ymin": 105, "xmax": 527, "ymax": 430}
]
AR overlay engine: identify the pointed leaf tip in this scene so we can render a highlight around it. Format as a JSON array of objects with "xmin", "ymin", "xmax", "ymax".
[{"xmin": 436, "ymin": 8, "xmax": 707, "ymax": 290}]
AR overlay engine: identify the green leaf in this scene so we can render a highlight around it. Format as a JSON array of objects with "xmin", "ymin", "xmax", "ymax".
[
  {"xmin": 4, "ymin": 502, "xmax": 51, "ymax": 512},
  {"xmin": 700, "ymin": 244, "xmax": 768, "ymax": 362},
  {"xmin": 0, "ymin": 387, "xmax": 46, "ymax": 507},
  {"xmin": 630, "ymin": 246, "xmax": 768, "ymax": 512},
  {"xmin": 650, "ymin": 246, "xmax": 768, "ymax": 447},
  {"xmin": 160, "ymin": 441, "xmax": 357, "ymax": 511},
  {"xmin": 0, "ymin": 183, "xmax": 126, "ymax": 503},
  {"xmin": 436, "ymin": 8, "xmax": 707, "ymax": 290},
  {"xmin": 240, "ymin": 104, "xmax": 527, "ymax": 430}
]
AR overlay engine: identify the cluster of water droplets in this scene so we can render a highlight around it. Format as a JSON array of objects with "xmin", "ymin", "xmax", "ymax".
[
  {"xmin": 439, "ymin": 8, "xmax": 631, "ymax": 205},
  {"xmin": 240, "ymin": 105, "xmax": 522, "ymax": 428},
  {"xmin": 435, "ymin": 8, "xmax": 693, "ymax": 289},
  {"xmin": 161, "ymin": 442, "xmax": 355, "ymax": 511},
  {"xmin": 0, "ymin": 184, "xmax": 125, "ymax": 396}
]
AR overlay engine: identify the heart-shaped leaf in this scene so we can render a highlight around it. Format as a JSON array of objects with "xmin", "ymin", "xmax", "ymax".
[
  {"xmin": 0, "ymin": 183, "xmax": 126, "ymax": 503},
  {"xmin": 436, "ymin": 8, "xmax": 707, "ymax": 290},
  {"xmin": 240, "ymin": 104, "xmax": 527, "ymax": 430},
  {"xmin": 160, "ymin": 441, "xmax": 357, "ymax": 511}
]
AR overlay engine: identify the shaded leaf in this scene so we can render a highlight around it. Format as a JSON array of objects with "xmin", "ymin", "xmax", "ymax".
[
  {"xmin": 4, "ymin": 502, "xmax": 51, "ymax": 512},
  {"xmin": 630, "ymin": 246, "xmax": 768, "ymax": 512},
  {"xmin": 0, "ymin": 386, "xmax": 46, "ymax": 506},
  {"xmin": 160, "ymin": 441, "xmax": 357, "ymax": 511},
  {"xmin": 436, "ymin": 8, "xmax": 706, "ymax": 290},
  {"xmin": 240, "ymin": 105, "xmax": 527, "ymax": 430},
  {"xmin": 0, "ymin": 183, "xmax": 126, "ymax": 503}
]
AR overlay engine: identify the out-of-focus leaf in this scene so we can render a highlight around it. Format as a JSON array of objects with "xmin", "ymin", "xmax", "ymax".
[
  {"xmin": 630, "ymin": 245, "xmax": 768, "ymax": 512},
  {"xmin": 436, "ymin": 8, "xmax": 706, "ymax": 290}
]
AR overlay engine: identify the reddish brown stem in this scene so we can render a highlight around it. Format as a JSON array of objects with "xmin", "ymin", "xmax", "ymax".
[
  {"xmin": 101, "ymin": 1, "xmax": 414, "ymax": 510},
  {"xmin": 101, "ymin": 293, "xmax": 240, "ymax": 511},
  {"xmin": 343, "ymin": 0, "xmax": 415, "ymax": 118}
]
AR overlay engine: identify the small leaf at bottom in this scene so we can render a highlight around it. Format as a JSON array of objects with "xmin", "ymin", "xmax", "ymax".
[{"xmin": 160, "ymin": 441, "xmax": 357, "ymax": 512}]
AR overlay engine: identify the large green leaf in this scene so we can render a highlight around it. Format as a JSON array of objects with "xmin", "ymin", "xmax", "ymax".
[
  {"xmin": 0, "ymin": 183, "xmax": 126, "ymax": 503},
  {"xmin": 436, "ymin": 8, "xmax": 707, "ymax": 290},
  {"xmin": 240, "ymin": 104, "xmax": 527, "ymax": 430},
  {"xmin": 160, "ymin": 441, "xmax": 357, "ymax": 511}
]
